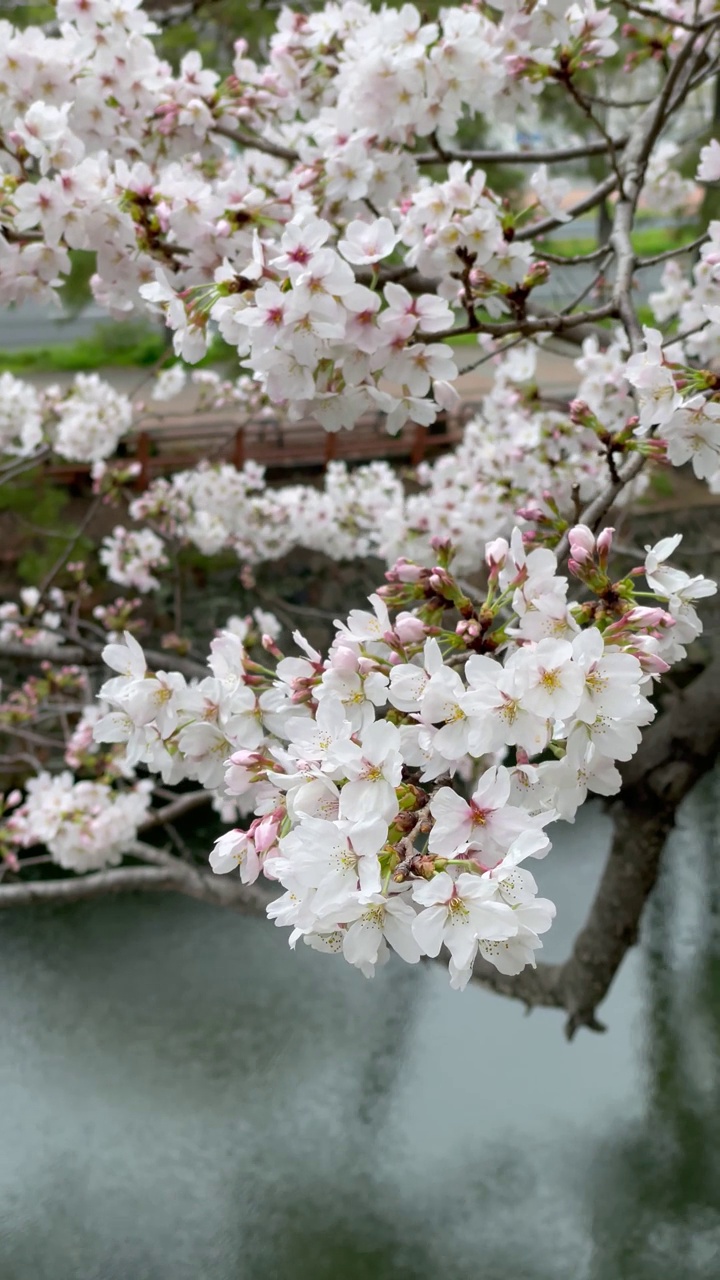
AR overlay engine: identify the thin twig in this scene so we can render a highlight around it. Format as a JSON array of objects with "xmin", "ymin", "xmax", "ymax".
[
  {"xmin": 412, "ymin": 137, "xmax": 627, "ymax": 166},
  {"xmin": 635, "ymin": 233, "xmax": 709, "ymax": 269}
]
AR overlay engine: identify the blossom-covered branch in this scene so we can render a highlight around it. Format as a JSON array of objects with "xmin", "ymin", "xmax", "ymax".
[{"xmin": 1, "ymin": 0, "xmax": 719, "ymax": 1016}]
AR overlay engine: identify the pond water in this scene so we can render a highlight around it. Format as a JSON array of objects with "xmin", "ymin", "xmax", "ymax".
[{"xmin": 0, "ymin": 776, "xmax": 718, "ymax": 1280}]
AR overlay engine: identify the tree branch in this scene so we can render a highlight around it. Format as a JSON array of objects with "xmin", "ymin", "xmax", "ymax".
[
  {"xmin": 0, "ymin": 859, "xmax": 270, "ymax": 914},
  {"xmin": 211, "ymin": 122, "xmax": 298, "ymax": 163},
  {"xmin": 412, "ymin": 138, "xmax": 627, "ymax": 166},
  {"xmin": 616, "ymin": 0, "xmax": 720, "ymax": 33},
  {"xmin": 515, "ymin": 174, "xmax": 618, "ymax": 242},
  {"xmin": 0, "ymin": 639, "xmax": 207, "ymax": 680},
  {"xmin": 635, "ymin": 232, "xmax": 709, "ymax": 269}
]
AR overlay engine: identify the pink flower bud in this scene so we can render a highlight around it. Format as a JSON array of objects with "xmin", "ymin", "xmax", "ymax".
[
  {"xmin": 485, "ymin": 537, "xmax": 508, "ymax": 570},
  {"xmin": 456, "ymin": 619, "xmax": 480, "ymax": 638},
  {"xmin": 625, "ymin": 606, "xmax": 674, "ymax": 628},
  {"xmin": 394, "ymin": 611, "xmax": 426, "ymax": 643},
  {"xmin": 569, "ymin": 548, "xmax": 591, "ymax": 567},
  {"xmin": 387, "ymin": 558, "xmax": 423, "ymax": 584},
  {"xmin": 251, "ymin": 809, "xmax": 283, "ymax": 854},
  {"xmin": 635, "ymin": 649, "xmax": 670, "ymax": 674},
  {"xmin": 569, "ymin": 399, "xmax": 592, "ymax": 425},
  {"xmin": 428, "ymin": 568, "xmax": 453, "ymax": 595},
  {"xmin": 430, "ymin": 535, "xmax": 452, "ymax": 556},
  {"xmin": 261, "ymin": 633, "xmax": 282, "ymax": 658},
  {"xmin": 568, "ymin": 524, "xmax": 595, "ymax": 555},
  {"xmin": 227, "ymin": 749, "xmax": 261, "ymax": 768},
  {"xmin": 357, "ymin": 656, "xmax": 377, "ymax": 675},
  {"xmin": 596, "ymin": 527, "xmax": 614, "ymax": 557},
  {"xmin": 516, "ymin": 505, "xmax": 545, "ymax": 523}
]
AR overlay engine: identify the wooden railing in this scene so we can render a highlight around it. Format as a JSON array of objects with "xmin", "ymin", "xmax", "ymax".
[{"xmin": 46, "ymin": 402, "xmax": 480, "ymax": 491}]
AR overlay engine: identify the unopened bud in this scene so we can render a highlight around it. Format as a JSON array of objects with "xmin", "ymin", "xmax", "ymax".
[
  {"xmin": 456, "ymin": 618, "xmax": 481, "ymax": 639},
  {"xmin": 393, "ymin": 611, "xmax": 427, "ymax": 643},
  {"xmin": 596, "ymin": 527, "xmax": 614, "ymax": 559},
  {"xmin": 387, "ymin": 558, "xmax": 423, "ymax": 584},
  {"xmin": 568, "ymin": 524, "xmax": 595, "ymax": 555},
  {"xmin": 485, "ymin": 537, "xmax": 508, "ymax": 571}
]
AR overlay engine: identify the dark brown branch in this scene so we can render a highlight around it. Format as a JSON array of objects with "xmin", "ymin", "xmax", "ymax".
[
  {"xmin": 211, "ymin": 122, "xmax": 298, "ymax": 163},
  {"xmin": 616, "ymin": 0, "xmax": 720, "ymax": 33},
  {"xmin": 474, "ymin": 302, "xmax": 616, "ymax": 339},
  {"xmin": 0, "ymin": 861, "xmax": 271, "ymax": 914},
  {"xmin": 611, "ymin": 23, "xmax": 712, "ymax": 354},
  {"xmin": 139, "ymin": 790, "xmax": 213, "ymax": 830},
  {"xmin": 412, "ymin": 138, "xmax": 627, "ymax": 166}
]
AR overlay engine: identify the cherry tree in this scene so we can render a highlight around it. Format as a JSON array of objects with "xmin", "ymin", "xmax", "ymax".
[{"xmin": 1, "ymin": 0, "xmax": 720, "ymax": 1036}]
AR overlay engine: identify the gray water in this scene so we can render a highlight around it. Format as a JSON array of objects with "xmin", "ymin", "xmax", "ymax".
[{"xmin": 0, "ymin": 778, "xmax": 718, "ymax": 1280}]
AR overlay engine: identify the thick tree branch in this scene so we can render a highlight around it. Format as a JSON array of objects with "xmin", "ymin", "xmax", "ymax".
[{"xmin": 0, "ymin": 859, "xmax": 270, "ymax": 914}]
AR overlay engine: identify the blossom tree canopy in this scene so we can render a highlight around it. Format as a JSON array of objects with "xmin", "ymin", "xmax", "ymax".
[{"xmin": 1, "ymin": 0, "xmax": 720, "ymax": 1032}]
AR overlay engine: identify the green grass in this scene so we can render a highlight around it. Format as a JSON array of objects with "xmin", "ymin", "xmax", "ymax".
[
  {"xmin": 539, "ymin": 224, "xmax": 700, "ymax": 259},
  {"xmin": 0, "ymin": 326, "xmax": 166, "ymax": 374},
  {"xmin": 0, "ymin": 323, "xmax": 237, "ymax": 375}
]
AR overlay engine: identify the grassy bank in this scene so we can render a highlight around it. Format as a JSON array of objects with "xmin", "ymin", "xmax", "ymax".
[{"xmin": 0, "ymin": 324, "xmax": 236, "ymax": 376}]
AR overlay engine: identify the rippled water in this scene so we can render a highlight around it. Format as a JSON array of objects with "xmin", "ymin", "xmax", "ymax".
[{"xmin": 1, "ymin": 778, "xmax": 718, "ymax": 1280}]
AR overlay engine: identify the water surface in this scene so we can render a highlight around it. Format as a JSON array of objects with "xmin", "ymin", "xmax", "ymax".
[{"xmin": 0, "ymin": 779, "xmax": 718, "ymax": 1280}]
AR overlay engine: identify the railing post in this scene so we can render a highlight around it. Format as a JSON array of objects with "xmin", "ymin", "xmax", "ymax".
[
  {"xmin": 411, "ymin": 423, "xmax": 427, "ymax": 466},
  {"xmin": 233, "ymin": 426, "xmax": 246, "ymax": 469},
  {"xmin": 324, "ymin": 431, "xmax": 338, "ymax": 466},
  {"xmin": 135, "ymin": 431, "xmax": 151, "ymax": 490}
]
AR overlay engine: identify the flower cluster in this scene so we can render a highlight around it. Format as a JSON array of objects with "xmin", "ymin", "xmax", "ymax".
[
  {"xmin": 0, "ymin": 371, "xmax": 133, "ymax": 462},
  {"xmin": 89, "ymin": 527, "xmax": 715, "ymax": 986},
  {"xmin": 649, "ymin": 218, "xmax": 720, "ymax": 369},
  {"xmin": 0, "ymin": 586, "xmax": 66, "ymax": 652},
  {"xmin": 6, "ymin": 772, "xmax": 152, "ymax": 871},
  {"xmin": 625, "ymin": 325, "xmax": 720, "ymax": 487},
  {"xmin": 1, "ymin": 0, "xmax": 710, "ymax": 436},
  {"xmin": 99, "ymin": 526, "xmax": 169, "ymax": 593}
]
